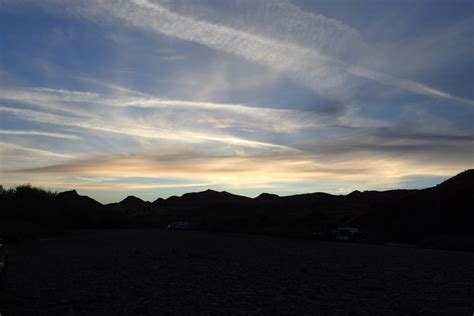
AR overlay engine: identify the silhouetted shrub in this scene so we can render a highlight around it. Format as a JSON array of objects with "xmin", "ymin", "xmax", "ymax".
[{"xmin": 0, "ymin": 184, "xmax": 56, "ymax": 201}]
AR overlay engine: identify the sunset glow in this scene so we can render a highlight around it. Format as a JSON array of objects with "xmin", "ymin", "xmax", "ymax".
[{"xmin": 1, "ymin": 0, "xmax": 472, "ymax": 202}]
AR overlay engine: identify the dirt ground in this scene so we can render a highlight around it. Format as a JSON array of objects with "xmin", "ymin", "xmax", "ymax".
[{"xmin": 0, "ymin": 229, "xmax": 473, "ymax": 315}]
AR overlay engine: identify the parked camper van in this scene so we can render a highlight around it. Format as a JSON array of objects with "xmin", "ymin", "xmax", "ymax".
[
  {"xmin": 333, "ymin": 227, "xmax": 360, "ymax": 242},
  {"xmin": 167, "ymin": 221, "xmax": 190, "ymax": 230}
]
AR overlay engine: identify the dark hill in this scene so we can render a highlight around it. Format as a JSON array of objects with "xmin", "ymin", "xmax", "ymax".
[
  {"xmin": 56, "ymin": 190, "xmax": 116, "ymax": 227},
  {"xmin": 106, "ymin": 195, "xmax": 152, "ymax": 218},
  {"xmin": 107, "ymin": 195, "xmax": 150, "ymax": 210},
  {"xmin": 353, "ymin": 170, "xmax": 474, "ymax": 245},
  {"xmin": 436, "ymin": 169, "xmax": 474, "ymax": 191},
  {"xmin": 119, "ymin": 195, "xmax": 147, "ymax": 206},
  {"xmin": 1, "ymin": 170, "xmax": 473, "ymax": 249},
  {"xmin": 147, "ymin": 170, "xmax": 474, "ymax": 245},
  {"xmin": 152, "ymin": 197, "xmax": 166, "ymax": 208},
  {"xmin": 255, "ymin": 193, "xmax": 280, "ymax": 201},
  {"xmin": 57, "ymin": 190, "xmax": 102, "ymax": 209},
  {"xmin": 163, "ymin": 189, "xmax": 252, "ymax": 209},
  {"xmin": 0, "ymin": 186, "xmax": 126, "ymax": 237}
]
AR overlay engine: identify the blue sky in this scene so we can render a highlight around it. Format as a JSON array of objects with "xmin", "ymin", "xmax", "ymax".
[{"xmin": 0, "ymin": 0, "xmax": 472, "ymax": 203}]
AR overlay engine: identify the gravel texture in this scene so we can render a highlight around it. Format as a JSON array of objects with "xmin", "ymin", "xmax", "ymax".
[{"xmin": 0, "ymin": 229, "xmax": 473, "ymax": 315}]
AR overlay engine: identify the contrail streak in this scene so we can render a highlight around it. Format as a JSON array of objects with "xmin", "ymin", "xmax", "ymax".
[
  {"xmin": 0, "ymin": 129, "xmax": 81, "ymax": 140},
  {"xmin": 80, "ymin": 0, "xmax": 473, "ymax": 105},
  {"xmin": 0, "ymin": 141, "xmax": 75, "ymax": 159}
]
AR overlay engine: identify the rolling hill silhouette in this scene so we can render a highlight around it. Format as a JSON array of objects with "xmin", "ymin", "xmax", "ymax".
[
  {"xmin": 1, "ymin": 170, "xmax": 473, "ymax": 249},
  {"xmin": 106, "ymin": 195, "xmax": 152, "ymax": 218},
  {"xmin": 354, "ymin": 169, "xmax": 474, "ymax": 245}
]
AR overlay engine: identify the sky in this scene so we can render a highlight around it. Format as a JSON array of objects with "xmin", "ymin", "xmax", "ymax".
[{"xmin": 0, "ymin": 0, "xmax": 473, "ymax": 203}]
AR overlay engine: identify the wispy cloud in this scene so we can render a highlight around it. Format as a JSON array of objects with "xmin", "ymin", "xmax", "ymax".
[
  {"xmin": 0, "ymin": 87, "xmax": 99, "ymax": 117},
  {"xmin": 1, "ymin": 85, "xmax": 321, "ymax": 133},
  {"xmin": 75, "ymin": 77, "xmax": 151, "ymax": 97},
  {"xmin": 346, "ymin": 66, "xmax": 474, "ymax": 106},
  {"xmin": 65, "ymin": 0, "xmax": 473, "ymax": 105},
  {"xmin": 0, "ymin": 129, "xmax": 81, "ymax": 140},
  {"xmin": 0, "ymin": 141, "xmax": 75, "ymax": 159},
  {"xmin": 0, "ymin": 105, "xmax": 298, "ymax": 151}
]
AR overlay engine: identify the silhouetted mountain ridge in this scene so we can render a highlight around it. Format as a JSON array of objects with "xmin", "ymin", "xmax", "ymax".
[
  {"xmin": 353, "ymin": 169, "xmax": 474, "ymax": 243},
  {"xmin": 106, "ymin": 195, "xmax": 152, "ymax": 218},
  {"xmin": 1, "ymin": 170, "xmax": 473, "ymax": 249},
  {"xmin": 255, "ymin": 193, "xmax": 280, "ymax": 201},
  {"xmin": 162, "ymin": 189, "xmax": 252, "ymax": 210},
  {"xmin": 436, "ymin": 169, "xmax": 474, "ymax": 191},
  {"xmin": 57, "ymin": 189, "xmax": 103, "ymax": 208},
  {"xmin": 107, "ymin": 195, "xmax": 149, "ymax": 208}
]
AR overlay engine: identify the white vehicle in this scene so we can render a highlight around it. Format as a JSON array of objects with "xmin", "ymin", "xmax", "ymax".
[
  {"xmin": 334, "ymin": 227, "xmax": 360, "ymax": 242},
  {"xmin": 0, "ymin": 239, "xmax": 8, "ymax": 289},
  {"xmin": 166, "ymin": 221, "xmax": 190, "ymax": 230}
]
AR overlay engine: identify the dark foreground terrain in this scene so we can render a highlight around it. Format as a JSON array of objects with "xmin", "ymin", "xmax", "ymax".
[{"xmin": 1, "ymin": 229, "xmax": 473, "ymax": 315}]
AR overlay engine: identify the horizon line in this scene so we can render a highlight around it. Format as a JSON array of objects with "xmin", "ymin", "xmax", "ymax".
[{"xmin": 3, "ymin": 169, "xmax": 470, "ymax": 204}]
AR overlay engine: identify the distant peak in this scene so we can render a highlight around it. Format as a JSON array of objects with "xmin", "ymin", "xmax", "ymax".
[
  {"xmin": 59, "ymin": 189, "xmax": 78, "ymax": 196},
  {"xmin": 122, "ymin": 195, "xmax": 143, "ymax": 202},
  {"xmin": 189, "ymin": 189, "xmax": 220, "ymax": 196},
  {"xmin": 202, "ymin": 189, "xmax": 236, "ymax": 197},
  {"xmin": 454, "ymin": 169, "xmax": 474, "ymax": 178},
  {"xmin": 118, "ymin": 195, "xmax": 148, "ymax": 206},
  {"xmin": 153, "ymin": 197, "xmax": 165, "ymax": 203},
  {"xmin": 256, "ymin": 193, "xmax": 280, "ymax": 200},
  {"xmin": 437, "ymin": 169, "xmax": 474, "ymax": 188}
]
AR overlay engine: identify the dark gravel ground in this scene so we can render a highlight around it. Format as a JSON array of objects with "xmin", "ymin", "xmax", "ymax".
[{"xmin": 0, "ymin": 229, "xmax": 473, "ymax": 315}]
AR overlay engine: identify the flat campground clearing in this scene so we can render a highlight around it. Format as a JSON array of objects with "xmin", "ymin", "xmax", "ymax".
[{"xmin": 1, "ymin": 229, "xmax": 473, "ymax": 315}]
